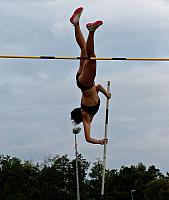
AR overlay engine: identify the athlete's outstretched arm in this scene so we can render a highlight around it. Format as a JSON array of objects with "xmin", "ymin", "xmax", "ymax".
[
  {"xmin": 82, "ymin": 112, "xmax": 108, "ymax": 145},
  {"xmin": 96, "ymin": 84, "xmax": 111, "ymax": 99}
]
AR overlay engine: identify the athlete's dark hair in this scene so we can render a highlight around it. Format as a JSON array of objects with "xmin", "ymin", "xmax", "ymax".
[{"xmin": 71, "ymin": 107, "xmax": 82, "ymax": 125}]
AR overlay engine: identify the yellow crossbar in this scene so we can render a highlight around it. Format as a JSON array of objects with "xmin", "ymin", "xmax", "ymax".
[{"xmin": 0, "ymin": 55, "xmax": 169, "ymax": 61}]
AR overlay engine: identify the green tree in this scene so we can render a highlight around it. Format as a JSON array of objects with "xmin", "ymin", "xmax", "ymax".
[
  {"xmin": 88, "ymin": 159, "xmax": 105, "ymax": 200},
  {"xmin": 0, "ymin": 155, "xmax": 39, "ymax": 200},
  {"xmin": 32, "ymin": 154, "xmax": 90, "ymax": 200},
  {"xmin": 144, "ymin": 178, "xmax": 169, "ymax": 200},
  {"xmin": 69, "ymin": 153, "xmax": 90, "ymax": 200},
  {"xmin": 0, "ymin": 154, "xmax": 168, "ymax": 200}
]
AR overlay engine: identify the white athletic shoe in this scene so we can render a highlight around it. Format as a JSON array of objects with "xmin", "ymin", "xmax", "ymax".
[
  {"xmin": 70, "ymin": 7, "xmax": 83, "ymax": 25},
  {"xmin": 86, "ymin": 20, "xmax": 103, "ymax": 32}
]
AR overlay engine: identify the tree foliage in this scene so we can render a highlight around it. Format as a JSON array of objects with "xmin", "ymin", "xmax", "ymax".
[{"xmin": 0, "ymin": 154, "xmax": 168, "ymax": 200}]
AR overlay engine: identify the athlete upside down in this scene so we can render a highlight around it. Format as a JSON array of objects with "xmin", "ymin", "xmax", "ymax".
[{"xmin": 70, "ymin": 7, "xmax": 111, "ymax": 145}]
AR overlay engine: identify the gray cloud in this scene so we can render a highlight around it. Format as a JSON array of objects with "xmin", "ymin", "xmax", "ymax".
[{"xmin": 0, "ymin": 0, "xmax": 169, "ymax": 174}]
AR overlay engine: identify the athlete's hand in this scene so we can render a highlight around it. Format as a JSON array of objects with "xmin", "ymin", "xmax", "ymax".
[
  {"xmin": 107, "ymin": 92, "xmax": 111, "ymax": 99},
  {"xmin": 99, "ymin": 138, "xmax": 108, "ymax": 145}
]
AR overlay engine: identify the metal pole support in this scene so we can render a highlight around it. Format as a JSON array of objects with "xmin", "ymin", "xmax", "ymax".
[{"xmin": 73, "ymin": 127, "xmax": 81, "ymax": 200}]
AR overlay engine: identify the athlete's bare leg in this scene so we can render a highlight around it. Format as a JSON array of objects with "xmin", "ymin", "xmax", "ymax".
[
  {"xmin": 74, "ymin": 23, "xmax": 87, "ymax": 73},
  {"xmin": 70, "ymin": 7, "xmax": 87, "ymax": 73},
  {"xmin": 79, "ymin": 21, "xmax": 103, "ymax": 87},
  {"xmin": 79, "ymin": 31, "xmax": 96, "ymax": 86}
]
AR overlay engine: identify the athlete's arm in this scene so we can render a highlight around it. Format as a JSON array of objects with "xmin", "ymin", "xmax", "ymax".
[
  {"xmin": 96, "ymin": 84, "xmax": 111, "ymax": 99},
  {"xmin": 82, "ymin": 111, "xmax": 108, "ymax": 145}
]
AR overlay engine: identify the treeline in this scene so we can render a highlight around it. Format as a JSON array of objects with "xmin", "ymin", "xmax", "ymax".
[{"xmin": 0, "ymin": 154, "xmax": 169, "ymax": 200}]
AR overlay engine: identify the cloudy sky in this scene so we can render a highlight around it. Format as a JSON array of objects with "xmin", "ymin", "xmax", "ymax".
[{"xmin": 0, "ymin": 0, "xmax": 169, "ymax": 173}]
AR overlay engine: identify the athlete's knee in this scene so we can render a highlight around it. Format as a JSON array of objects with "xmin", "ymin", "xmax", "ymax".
[
  {"xmin": 89, "ymin": 54, "xmax": 96, "ymax": 62},
  {"xmin": 81, "ymin": 47, "xmax": 87, "ymax": 57},
  {"xmin": 88, "ymin": 52, "xmax": 96, "ymax": 58}
]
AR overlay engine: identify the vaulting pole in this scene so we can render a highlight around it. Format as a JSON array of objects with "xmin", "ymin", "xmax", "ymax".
[
  {"xmin": 0, "ymin": 55, "xmax": 169, "ymax": 61},
  {"xmin": 100, "ymin": 81, "xmax": 110, "ymax": 200}
]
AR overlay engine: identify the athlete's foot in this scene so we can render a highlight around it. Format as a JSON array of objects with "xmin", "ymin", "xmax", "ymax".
[
  {"xmin": 70, "ymin": 7, "xmax": 83, "ymax": 26},
  {"xmin": 86, "ymin": 20, "xmax": 103, "ymax": 32}
]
